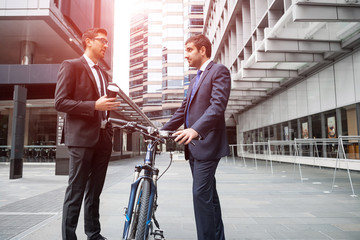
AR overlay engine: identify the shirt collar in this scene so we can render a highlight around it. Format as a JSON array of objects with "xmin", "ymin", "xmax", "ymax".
[
  {"xmin": 83, "ymin": 54, "xmax": 97, "ymax": 68},
  {"xmin": 199, "ymin": 59, "xmax": 211, "ymax": 72}
]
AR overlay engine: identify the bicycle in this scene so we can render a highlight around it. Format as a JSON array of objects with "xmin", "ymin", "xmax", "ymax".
[{"xmin": 109, "ymin": 117, "xmax": 178, "ymax": 240}]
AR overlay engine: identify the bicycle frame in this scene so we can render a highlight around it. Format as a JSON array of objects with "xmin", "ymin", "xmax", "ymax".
[{"xmin": 108, "ymin": 118, "xmax": 175, "ymax": 240}]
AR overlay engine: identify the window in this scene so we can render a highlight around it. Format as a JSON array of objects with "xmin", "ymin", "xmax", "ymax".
[
  {"xmin": 164, "ymin": 41, "xmax": 184, "ymax": 50},
  {"xmin": 167, "ymin": 53, "xmax": 183, "ymax": 63},
  {"xmin": 144, "ymin": 98, "xmax": 162, "ymax": 105},
  {"xmin": 189, "ymin": 19, "xmax": 203, "ymax": 28},
  {"xmin": 164, "ymin": 15, "xmax": 183, "ymax": 24},
  {"xmin": 168, "ymin": 79, "xmax": 183, "ymax": 87},
  {"xmin": 163, "ymin": 93, "xmax": 184, "ymax": 101},
  {"xmin": 164, "ymin": 3, "xmax": 183, "ymax": 13},
  {"xmin": 0, "ymin": 113, "xmax": 8, "ymax": 146},
  {"xmin": 130, "ymin": 57, "xmax": 143, "ymax": 66},
  {"xmin": 130, "ymin": 35, "xmax": 143, "ymax": 44},
  {"xmin": 130, "ymin": 46, "xmax": 143, "ymax": 55},
  {"xmin": 163, "ymin": 28, "xmax": 183, "ymax": 38},
  {"xmin": 148, "ymin": 36, "xmax": 162, "ymax": 44},
  {"xmin": 148, "ymin": 60, "xmax": 162, "ymax": 69},
  {"xmin": 148, "ymin": 13, "xmax": 162, "ymax": 21},
  {"xmin": 167, "ymin": 67, "xmax": 183, "ymax": 76},
  {"xmin": 147, "ymin": 72, "xmax": 162, "ymax": 81},
  {"xmin": 144, "ymin": 84, "xmax": 161, "ymax": 93},
  {"xmin": 130, "ymin": 69, "xmax": 143, "ymax": 77},
  {"xmin": 130, "ymin": 79, "xmax": 143, "ymax": 88},
  {"xmin": 130, "ymin": 90, "xmax": 143, "ymax": 98},
  {"xmin": 162, "ymin": 79, "xmax": 183, "ymax": 88},
  {"xmin": 28, "ymin": 108, "xmax": 57, "ymax": 146},
  {"xmin": 148, "ymin": 48, "xmax": 162, "ymax": 57},
  {"xmin": 189, "ymin": 5, "xmax": 203, "ymax": 14}
]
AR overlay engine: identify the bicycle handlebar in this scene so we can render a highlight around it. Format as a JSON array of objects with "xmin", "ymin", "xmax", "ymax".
[
  {"xmin": 109, "ymin": 117, "xmax": 150, "ymax": 133},
  {"xmin": 109, "ymin": 117, "xmax": 173, "ymax": 139},
  {"xmin": 108, "ymin": 118, "xmax": 128, "ymax": 126},
  {"xmin": 109, "ymin": 117, "xmax": 196, "ymax": 145}
]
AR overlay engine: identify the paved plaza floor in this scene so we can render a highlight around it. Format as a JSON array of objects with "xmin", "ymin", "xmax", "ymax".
[{"xmin": 0, "ymin": 153, "xmax": 359, "ymax": 240}]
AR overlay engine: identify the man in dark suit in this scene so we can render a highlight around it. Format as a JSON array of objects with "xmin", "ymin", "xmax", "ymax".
[
  {"xmin": 55, "ymin": 28, "xmax": 120, "ymax": 240},
  {"xmin": 162, "ymin": 34, "xmax": 231, "ymax": 240}
]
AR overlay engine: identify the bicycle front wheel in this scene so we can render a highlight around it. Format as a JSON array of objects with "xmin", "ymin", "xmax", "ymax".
[{"xmin": 135, "ymin": 178, "xmax": 151, "ymax": 240}]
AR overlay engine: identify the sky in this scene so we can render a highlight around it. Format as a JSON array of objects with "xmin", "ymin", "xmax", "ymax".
[{"xmin": 112, "ymin": 1, "xmax": 134, "ymax": 95}]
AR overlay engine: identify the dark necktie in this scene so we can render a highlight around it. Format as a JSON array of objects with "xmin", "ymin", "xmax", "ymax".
[
  {"xmin": 94, "ymin": 65, "xmax": 106, "ymax": 120},
  {"xmin": 186, "ymin": 70, "xmax": 202, "ymax": 127}
]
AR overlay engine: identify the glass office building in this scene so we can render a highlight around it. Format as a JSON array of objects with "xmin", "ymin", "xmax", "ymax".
[{"xmin": 203, "ymin": 0, "xmax": 360, "ymax": 169}]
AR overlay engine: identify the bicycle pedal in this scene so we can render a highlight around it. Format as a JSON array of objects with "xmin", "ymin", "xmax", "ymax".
[{"xmin": 152, "ymin": 229, "xmax": 165, "ymax": 239}]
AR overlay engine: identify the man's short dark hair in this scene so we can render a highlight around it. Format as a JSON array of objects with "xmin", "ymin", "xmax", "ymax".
[
  {"xmin": 185, "ymin": 34, "xmax": 212, "ymax": 58},
  {"xmin": 82, "ymin": 28, "xmax": 108, "ymax": 49}
]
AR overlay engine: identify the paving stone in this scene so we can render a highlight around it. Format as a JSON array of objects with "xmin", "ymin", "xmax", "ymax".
[{"xmin": 0, "ymin": 154, "xmax": 359, "ymax": 239}]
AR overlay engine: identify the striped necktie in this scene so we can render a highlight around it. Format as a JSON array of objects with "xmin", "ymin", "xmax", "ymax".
[{"xmin": 94, "ymin": 65, "xmax": 106, "ymax": 120}]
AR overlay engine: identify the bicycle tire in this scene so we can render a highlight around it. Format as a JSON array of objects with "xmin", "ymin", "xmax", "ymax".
[
  {"xmin": 135, "ymin": 178, "xmax": 151, "ymax": 240},
  {"xmin": 127, "ymin": 188, "xmax": 141, "ymax": 239}
]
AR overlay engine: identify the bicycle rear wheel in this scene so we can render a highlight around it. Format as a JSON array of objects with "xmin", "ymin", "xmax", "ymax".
[{"xmin": 135, "ymin": 178, "xmax": 151, "ymax": 240}]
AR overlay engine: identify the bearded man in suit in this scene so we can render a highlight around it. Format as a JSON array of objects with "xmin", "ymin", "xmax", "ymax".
[
  {"xmin": 55, "ymin": 28, "xmax": 120, "ymax": 240},
  {"xmin": 162, "ymin": 34, "xmax": 231, "ymax": 240}
]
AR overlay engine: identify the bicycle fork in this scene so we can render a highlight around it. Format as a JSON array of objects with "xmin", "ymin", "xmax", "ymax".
[{"xmin": 123, "ymin": 165, "xmax": 163, "ymax": 239}]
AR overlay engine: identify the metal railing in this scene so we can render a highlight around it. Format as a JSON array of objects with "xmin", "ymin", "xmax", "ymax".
[
  {"xmin": 228, "ymin": 136, "xmax": 359, "ymax": 197},
  {"xmin": 0, "ymin": 145, "xmax": 56, "ymax": 162}
]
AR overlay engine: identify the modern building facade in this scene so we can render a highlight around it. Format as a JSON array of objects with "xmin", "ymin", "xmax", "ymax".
[
  {"xmin": 0, "ymin": 0, "xmax": 114, "ymax": 163},
  {"xmin": 203, "ymin": 0, "xmax": 360, "ymax": 168},
  {"xmin": 0, "ymin": 0, "xmax": 151, "ymax": 169},
  {"xmin": 129, "ymin": 0, "xmax": 204, "ymax": 125}
]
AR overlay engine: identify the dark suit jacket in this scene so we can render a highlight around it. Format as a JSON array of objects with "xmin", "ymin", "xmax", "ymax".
[
  {"xmin": 55, "ymin": 56, "xmax": 112, "ymax": 148},
  {"xmin": 162, "ymin": 61, "xmax": 231, "ymax": 160}
]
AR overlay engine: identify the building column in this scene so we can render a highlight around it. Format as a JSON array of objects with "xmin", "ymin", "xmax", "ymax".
[
  {"xmin": 273, "ymin": 125, "xmax": 277, "ymax": 154},
  {"xmin": 336, "ymin": 108, "xmax": 343, "ymax": 137},
  {"xmin": 297, "ymin": 119, "xmax": 302, "ymax": 155},
  {"xmin": 257, "ymin": 128, "xmax": 261, "ymax": 153},
  {"xmin": 321, "ymin": 112, "xmax": 327, "ymax": 158},
  {"xmin": 9, "ymin": 86, "xmax": 27, "ymax": 179},
  {"xmin": 20, "ymin": 41, "xmax": 36, "ymax": 65},
  {"xmin": 288, "ymin": 121, "xmax": 292, "ymax": 155},
  {"xmin": 308, "ymin": 115, "xmax": 313, "ymax": 157},
  {"xmin": 356, "ymin": 103, "xmax": 360, "ymax": 156},
  {"xmin": 262, "ymin": 127, "xmax": 266, "ymax": 153},
  {"xmin": 9, "ymin": 41, "xmax": 36, "ymax": 178},
  {"xmin": 280, "ymin": 123, "xmax": 285, "ymax": 155},
  {"xmin": 267, "ymin": 126, "xmax": 271, "ymax": 154}
]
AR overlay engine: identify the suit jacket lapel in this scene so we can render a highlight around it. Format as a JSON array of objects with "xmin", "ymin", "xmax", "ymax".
[
  {"xmin": 191, "ymin": 61, "xmax": 214, "ymax": 100},
  {"xmin": 80, "ymin": 56, "xmax": 101, "ymax": 97},
  {"xmin": 185, "ymin": 61, "xmax": 214, "ymax": 111},
  {"xmin": 185, "ymin": 76, "xmax": 195, "ymax": 111}
]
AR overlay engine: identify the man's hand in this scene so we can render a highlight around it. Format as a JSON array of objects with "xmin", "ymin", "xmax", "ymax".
[
  {"xmin": 173, "ymin": 128, "xmax": 199, "ymax": 145},
  {"xmin": 95, "ymin": 96, "xmax": 121, "ymax": 111}
]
